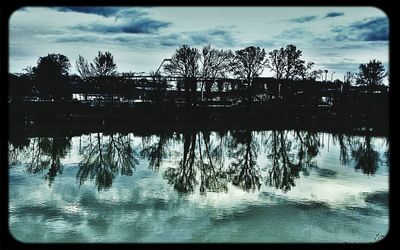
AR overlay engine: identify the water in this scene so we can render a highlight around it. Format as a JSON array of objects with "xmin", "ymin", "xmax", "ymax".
[{"xmin": 8, "ymin": 130, "xmax": 389, "ymax": 243}]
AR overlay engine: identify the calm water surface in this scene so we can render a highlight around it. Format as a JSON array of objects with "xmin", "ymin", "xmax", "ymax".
[{"xmin": 8, "ymin": 130, "xmax": 389, "ymax": 243}]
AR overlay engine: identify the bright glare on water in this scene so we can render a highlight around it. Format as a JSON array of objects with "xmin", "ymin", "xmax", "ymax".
[{"xmin": 8, "ymin": 130, "xmax": 389, "ymax": 243}]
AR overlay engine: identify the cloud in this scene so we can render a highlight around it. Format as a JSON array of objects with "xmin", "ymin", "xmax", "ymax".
[
  {"xmin": 273, "ymin": 28, "xmax": 316, "ymax": 47},
  {"xmin": 318, "ymin": 62, "xmax": 362, "ymax": 72},
  {"xmin": 58, "ymin": 7, "xmax": 170, "ymax": 34},
  {"xmin": 52, "ymin": 28, "xmax": 236, "ymax": 50},
  {"xmin": 54, "ymin": 35, "xmax": 102, "ymax": 43},
  {"xmin": 324, "ymin": 12, "xmax": 344, "ymax": 18},
  {"xmin": 71, "ymin": 18, "xmax": 170, "ymax": 34},
  {"xmin": 331, "ymin": 17, "xmax": 388, "ymax": 42},
  {"xmin": 350, "ymin": 17, "xmax": 388, "ymax": 41},
  {"xmin": 159, "ymin": 29, "xmax": 236, "ymax": 47},
  {"xmin": 288, "ymin": 15, "xmax": 318, "ymax": 23},
  {"xmin": 249, "ymin": 40, "xmax": 276, "ymax": 48},
  {"xmin": 55, "ymin": 7, "xmax": 135, "ymax": 18},
  {"xmin": 277, "ymin": 28, "xmax": 314, "ymax": 39}
]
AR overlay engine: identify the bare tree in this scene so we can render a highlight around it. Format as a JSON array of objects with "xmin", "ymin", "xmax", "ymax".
[
  {"xmin": 76, "ymin": 52, "xmax": 117, "ymax": 78},
  {"xmin": 164, "ymin": 45, "xmax": 200, "ymax": 78},
  {"xmin": 200, "ymin": 44, "xmax": 233, "ymax": 99},
  {"xmin": 267, "ymin": 44, "xmax": 311, "ymax": 80},
  {"xmin": 76, "ymin": 55, "xmax": 92, "ymax": 79},
  {"xmin": 344, "ymin": 71, "xmax": 354, "ymax": 85},
  {"xmin": 267, "ymin": 48, "xmax": 285, "ymax": 79},
  {"xmin": 164, "ymin": 45, "xmax": 201, "ymax": 99},
  {"xmin": 309, "ymin": 69, "xmax": 324, "ymax": 81},
  {"xmin": 230, "ymin": 46, "xmax": 268, "ymax": 87}
]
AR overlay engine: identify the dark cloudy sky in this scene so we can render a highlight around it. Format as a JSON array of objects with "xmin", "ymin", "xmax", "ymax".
[{"xmin": 9, "ymin": 7, "xmax": 389, "ymax": 82}]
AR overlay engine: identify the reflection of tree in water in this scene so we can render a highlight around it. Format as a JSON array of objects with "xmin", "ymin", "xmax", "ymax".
[
  {"xmin": 227, "ymin": 130, "xmax": 261, "ymax": 191},
  {"xmin": 163, "ymin": 131, "xmax": 227, "ymax": 194},
  {"xmin": 384, "ymin": 138, "xmax": 390, "ymax": 167},
  {"xmin": 9, "ymin": 130, "xmax": 388, "ymax": 193},
  {"xmin": 164, "ymin": 132, "xmax": 197, "ymax": 193},
  {"xmin": 8, "ymin": 136, "xmax": 31, "ymax": 166},
  {"xmin": 332, "ymin": 133, "xmax": 383, "ymax": 175},
  {"xmin": 198, "ymin": 131, "xmax": 227, "ymax": 193},
  {"xmin": 13, "ymin": 137, "xmax": 72, "ymax": 186},
  {"xmin": 351, "ymin": 135, "xmax": 380, "ymax": 175},
  {"xmin": 265, "ymin": 131, "xmax": 320, "ymax": 192},
  {"xmin": 140, "ymin": 133, "xmax": 172, "ymax": 171},
  {"xmin": 77, "ymin": 133, "xmax": 138, "ymax": 191},
  {"xmin": 332, "ymin": 133, "xmax": 351, "ymax": 165}
]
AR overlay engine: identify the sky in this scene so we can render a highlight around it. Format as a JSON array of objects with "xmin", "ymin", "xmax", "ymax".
[{"xmin": 9, "ymin": 6, "xmax": 389, "ymax": 83}]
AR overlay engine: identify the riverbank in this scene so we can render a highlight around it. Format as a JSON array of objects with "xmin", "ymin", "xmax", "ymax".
[{"xmin": 8, "ymin": 101, "xmax": 388, "ymax": 138}]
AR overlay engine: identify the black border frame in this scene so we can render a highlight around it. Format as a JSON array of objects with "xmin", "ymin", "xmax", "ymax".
[{"xmin": 1, "ymin": 0, "xmax": 397, "ymax": 249}]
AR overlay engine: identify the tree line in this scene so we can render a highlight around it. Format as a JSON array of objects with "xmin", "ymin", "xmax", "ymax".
[{"xmin": 9, "ymin": 44, "xmax": 388, "ymax": 101}]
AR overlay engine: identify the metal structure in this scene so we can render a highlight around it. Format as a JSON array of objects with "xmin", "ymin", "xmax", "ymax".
[{"xmin": 155, "ymin": 58, "xmax": 172, "ymax": 75}]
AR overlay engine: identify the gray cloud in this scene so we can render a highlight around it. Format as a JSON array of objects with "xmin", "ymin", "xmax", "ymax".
[
  {"xmin": 273, "ymin": 28, "xmax": 315, "ymax": 47},
  {"xmin": 52, "ymin": 27, "xmax": 236, "ymax": 50},
  {"xmin": 71, "ymin": 18, "xmax": 170, "ymax": 34},
  {"xmin": 288, "ymin": 15, "xmax": 318, "ymax": 23},
  {"xmin": 55, "ymin": 7, "xmax": 142, "ymax": 18},
  {"xmin": 158, "ymin": 28, "xmax": 236, "ymax": 47},
  {"xmin": 159, "ymin": 34, "xmax": 184, "ymax": 47},
  {"xmin": 332, "ymin": 17, "xmax": 388, "ymax": 42},
  {"xmin": 324, "ymin": 12, "xmax": 345, "ymax": 18},
  {"xmin": 55, "ymin": 36, "xmax": 101, "ymax": 43},
  {"xmin": 59, "ymin": 7, "xmax": 170, "ymax": 34}
]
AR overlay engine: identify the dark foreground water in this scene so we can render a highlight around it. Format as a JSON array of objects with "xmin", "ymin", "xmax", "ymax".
[{"xmin": 8, "ymin": 130, "xmax": 389, "ymax": 243}]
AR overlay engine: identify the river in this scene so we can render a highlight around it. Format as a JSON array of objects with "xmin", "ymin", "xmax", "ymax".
[{"xmin": 8, "ymin": 130, "xmax": 389, "ymax": 243}]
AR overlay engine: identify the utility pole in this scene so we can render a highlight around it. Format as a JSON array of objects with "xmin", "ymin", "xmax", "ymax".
[
  {"xmin": 331, "ymin": 72, "xmax": 336, "ymax": 82},
  {"xmin": 324, "ymin": 70, "xmax": 328, "ymax": 82}
]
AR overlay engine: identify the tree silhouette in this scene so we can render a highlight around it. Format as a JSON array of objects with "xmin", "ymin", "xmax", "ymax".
[
  {"xmin": 76, "ymin": 55, "xmax": 92, "ymax": 79},
  {"xmin": 77, "ymin": 133, "xmax": 138, "ymax": 191},
  {"xmin": 227, "ymin": 130, "xmax": 261, "ymax": 191},
  {"xmin": 32, "ymin": 53, "xmax": 71, "ymax": 99},
  {"xmin": 230, "ymin": 46, "xmax": 267, "ymax": 87},
  {"xmin": 75, "ymin": 51, "xmax": 118, "ymax": 102},
  {"xmin": 162, "ymin": 132, "xmax": 228, "ymax": 194},
  {"xmin": 164, "ymin": 45, "xmax": 200, "ymax": 101},
  {"xmin": 267, "ymin": 48, "xmax": 285, "ymax": 79},
  {"xmin": 140, "ymin": 133, "xmax": 171, "ymax": 171},
  {"xmin": 332, "ymin": 133, "xmax": 351, "ymax": 165},
  {"xmin": 310, "ymin": 69, "xmax": 324, "ymax": 81},
  {"xmin": 267, "ymin": 44, "xmax": 311, "ymax": 80},
  {"xmin": 351, "ymin": 135, "xmax": 380, "ymax": 175},
  {"xmin": 76, "ymin": 52, "xmax": 117, "ymax": 78},
  {"xmin": 197, "ymin": 131, "xmax": 228, "ymax": 194},
  {"xmin": 22, "ymin": 137, "xmax": 72, "ymax": 186},
  {"xmin": 200, "ymin": 45, "xmax": 233, "ymax": 100},
  {"xmin": 90, "ymin": 51, "xmax": 117, "ymax": 77},
  {"xmin": 163, "ymin": 132, "xmax": 198, "ymax": 194},
  {"xmin": 264, "ymin": 131, "xmax": 319, "ymax": 192},
  {"xmin": 9, "ymin": 73, "xmax": 34, "ymax": 101},
  {"xmin": 344, "ymin": 71, "xmax": 355, "ymax": 86},
  {"xmin": 356, "ymin": 59, "xmax": 387, "ymax": 86},
  {"xmin": 8, "ymin": 137, "xmax": 31, "ymax": 166}
]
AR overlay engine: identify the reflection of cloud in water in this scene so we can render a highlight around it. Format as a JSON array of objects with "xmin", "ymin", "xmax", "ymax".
[
  {"xmin": 269, "ymin": 172, "xmax": 388, "ymax": 209},
  {"xmin": 8, "ymin": 130, "xmax": 389, "ymax": 242},
  {"xmin": 315, "ymin": 168, "xmax": 337, "ymax": 178}
]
